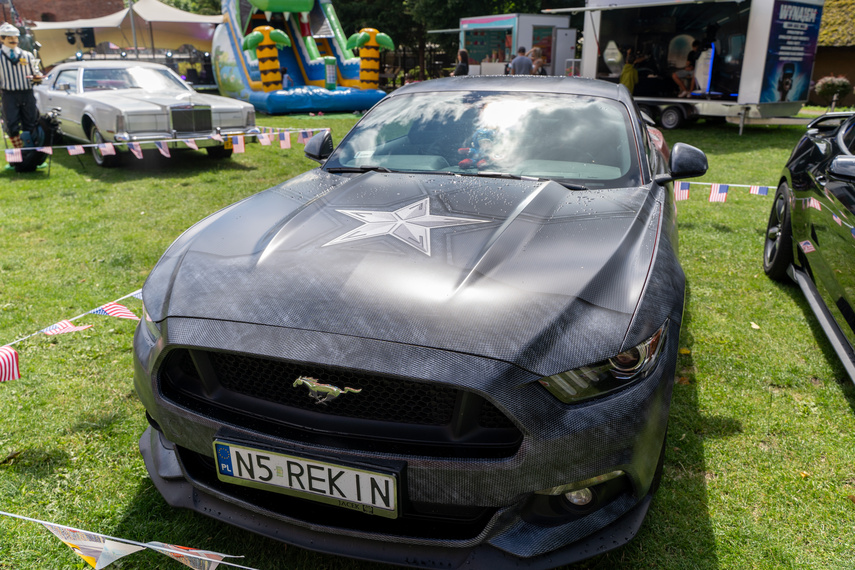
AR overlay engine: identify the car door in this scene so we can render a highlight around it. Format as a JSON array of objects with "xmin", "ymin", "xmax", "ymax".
[
  {"xmin": 811, "ymin": 116, "xmax": 855, "ymax": 348},
  {"xmin": 44, "ymin": 68, "xmax": 87, "ymax": 141}
]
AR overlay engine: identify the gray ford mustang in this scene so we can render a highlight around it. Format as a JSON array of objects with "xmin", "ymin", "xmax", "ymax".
[{"xmin": 134, "ymin": 76, "xmax": 707, "ymax": 568}]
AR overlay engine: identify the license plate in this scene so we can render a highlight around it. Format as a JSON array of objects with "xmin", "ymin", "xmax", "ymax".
[{"xmin": 213, "ymin": 440, "xmax": 398, "ymax": 518}]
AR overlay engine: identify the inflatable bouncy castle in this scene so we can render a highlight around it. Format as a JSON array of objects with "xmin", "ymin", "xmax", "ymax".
[{"xmin": 212, "ymin": 0, "xmax": 391, "ymax": 114}]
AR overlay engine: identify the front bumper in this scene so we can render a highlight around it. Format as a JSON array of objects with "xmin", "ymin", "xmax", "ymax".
[
  {"xmin": 142, "ymin": 426, "xmax": 654, "ymax": 569},
  {"xmin": 134, "ymin": 317, "xmax": 677, "ymax": 566},
  {"xmin": 113, "ymin": 127, "xmax": 260, "ymax": 147}
]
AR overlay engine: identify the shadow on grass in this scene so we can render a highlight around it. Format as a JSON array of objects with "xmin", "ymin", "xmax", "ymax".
[{"xmin": 766, "ymin": 276, "xmax": 855, "ymax": 412}]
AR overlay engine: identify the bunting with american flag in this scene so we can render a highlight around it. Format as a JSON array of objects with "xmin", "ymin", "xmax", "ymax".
[
  {"xmin": 257, "ymin": 133, "xmax": 271, "ymax": 146},
  {"xmin": 155, "ymin": 141, "xmax": 171, "ymax": 158},
  {"xmin": 749, "ymin": 185, "xmax": 769, "ymax": 196},
  {"xmin": 232, "ymin": 136, "xmax": 245, "ymax": 154},
  {"xmin": 675, "ymin": 181, "xmax": 690, "ymax": 201},
  {"xmin": 88, "ymin": 302, "xmax": 139, "ymax": 321},
  {"xmin": 210, "ymin": 133, "xmax": 224, "ymax": 143},
  {"xmin": 184, "ymin": 139, "xmax": 199, "ymax": 150},
  {"xmin": 97, "ymin": 143, "xmax": 116, "ymax": 156},
  {"xmin": 128, "ymin": 142, "xmax": 144, "ymax": 160},
  {"xmin": 297, "ymin": 130, "xmax": 313, "ymax": 144},
  {"xmin": 0, "ymin": 346, "xmax": 20, "ymax": 382},
  {"xmin": 808, "ymin": 197, "xmax": 822, "ymax": 211},
  {"xmin": 68, "ymin": 145, "xmax": 85, "ymax": 156},
  {"xmin": 279, "ymin": 131, "xmax": 291, "ymax": 149},
  {"xmin": 41, "ymin": 320, "xmax": 93, "ymax": 336},
  {"xmin": 5, "ymin": 148, "xmax": 21, "ymax": 163},
  {"xmin": 36, "ymin": 146, "xmax": 53, "ymax": 155},
  {"xmin": 709, "ymin": 183, "xmax": 728, "ymax": 203}
]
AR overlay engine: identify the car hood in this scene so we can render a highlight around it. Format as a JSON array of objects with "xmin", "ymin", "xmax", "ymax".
[
  {"xmin": 144, "ymin": 171, "xmax": 663, "ymax": 375},
  {"xmin": 87, "ymin": 89, "xmax": 246, "ymax": 111}
]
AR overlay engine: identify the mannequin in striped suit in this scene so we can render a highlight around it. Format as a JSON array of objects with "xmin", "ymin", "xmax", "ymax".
[{"xmin": 0, "ymin": 22, "xmax": 42, "ymax": 149}]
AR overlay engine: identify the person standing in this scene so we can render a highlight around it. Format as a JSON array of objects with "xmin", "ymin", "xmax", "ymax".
[
  {"xmin": 451, "ymin": 49, "xmax": 469, "ymax": 76},
  {"xmin": 0, "ymin": 22, "xmax": 42, "ymax": 148},
  {"xmin": 509, "ymin": 46, "xmax": 533, "ymax": 75}
]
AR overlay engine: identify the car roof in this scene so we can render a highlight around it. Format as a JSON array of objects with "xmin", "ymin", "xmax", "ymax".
[
  {"xmin": 388, "ymin": 76, "xmax": 632, "ymax": 105},
  {"xmin": 50, "ymin": 60, "xmax": 172, "ymax": 72}
]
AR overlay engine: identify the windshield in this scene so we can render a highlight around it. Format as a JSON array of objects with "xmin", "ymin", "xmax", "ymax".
[
  {"xmin": 324, "ymin": 91, "xmax": 641, "ymax": 189},
  {"xmin": 82, "ymin": 67, "xmax": 191, "ymax": 93}
]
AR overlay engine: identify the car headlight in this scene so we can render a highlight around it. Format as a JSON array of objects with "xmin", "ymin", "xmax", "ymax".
[
  {"xmin": 538, "ymin": 320, "xmax": 669, "ymax": 403},
  {"xmin": 141, "ymin": 301, "xmax": 162, "ymax": 342},
  {"xmin": 247, "ymin": 109, "xmax": 256, "ymax": 127},
  {"xmin": 116, "ymin": 114, "xmax": 125, "ymax": 133}
]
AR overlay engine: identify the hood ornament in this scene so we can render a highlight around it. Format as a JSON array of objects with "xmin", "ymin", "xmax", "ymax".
[{"xmin": 293, "ymin": 376, "xmax": 362, "ymax": 404}]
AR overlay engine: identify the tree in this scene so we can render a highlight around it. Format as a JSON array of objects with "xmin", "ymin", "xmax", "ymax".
[{"xmin": 155, "ymin": 0, "xmax": 221, "ymax": 15}]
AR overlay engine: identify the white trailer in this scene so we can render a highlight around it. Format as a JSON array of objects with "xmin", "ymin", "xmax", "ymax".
[{"xmin": 545, "ymin": 0, "xmax": 825, "ymax": 130}]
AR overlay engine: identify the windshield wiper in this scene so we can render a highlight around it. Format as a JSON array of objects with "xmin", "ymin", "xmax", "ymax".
[
  {"xmin": 325, "ymin": 165, "xmax": 393, "ymax": 173},
  {"xmin": 469, "ymin": 171, "xmax": 588, "ymax": 190}
]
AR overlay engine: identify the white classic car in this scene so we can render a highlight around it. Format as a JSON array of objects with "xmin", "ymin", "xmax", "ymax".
[{"xmin": 35, "ymin": 60, "xmax": 258, "ymax": 166}]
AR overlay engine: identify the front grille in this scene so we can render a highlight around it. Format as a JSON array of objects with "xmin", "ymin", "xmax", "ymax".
[
  {"xmin": 159, "ymin": 348, "xmax": 522, "ymax": 458},
  {"xmin": 171, "ymin": 106, "xmax": 212, "ymax": 133}
]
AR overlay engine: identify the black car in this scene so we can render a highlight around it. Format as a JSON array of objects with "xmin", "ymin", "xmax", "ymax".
[
  {"xmin": 134, "ymin": 76, "xmax": 708, "ymax": 568},
  {"xmin": 764, "ymin": 112, "xmax": 855, "ymax": 382}
]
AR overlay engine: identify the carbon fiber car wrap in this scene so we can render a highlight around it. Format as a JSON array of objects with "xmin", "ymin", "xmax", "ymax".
[{"xmin": 134, "ymin": 76, "xmax": 706, "ymax": 568}]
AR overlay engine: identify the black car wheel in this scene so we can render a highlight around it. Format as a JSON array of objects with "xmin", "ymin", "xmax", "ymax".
[
  {"xmin": 660, "ymin": 106, "xmax": 684, "ymax": 130},
  {"xmin": 90, "ymin": 127, "xmax": 119, "ymax": 168},
  {"xmin": 763, "ymin": 184, "xmax": 794, "ymax": 281},
  {"xmin": 206, "ymin": 145, "xmax": 234, "ymax": 159}
]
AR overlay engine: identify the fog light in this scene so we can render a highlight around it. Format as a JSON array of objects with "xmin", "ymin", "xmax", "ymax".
[{"xmin": 564, "ymin": 488, "xmax": 593, "ymax": 506}]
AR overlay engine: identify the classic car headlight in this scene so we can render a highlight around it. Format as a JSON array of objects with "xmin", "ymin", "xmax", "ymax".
[
  {"xmin": 141, "ymin": 302, "xmax": 162, "ymax": 342},
  {"xmin": 539, "ymin": 320, "xmax": 669, "ymax": 403},
  {"xmin": 116, "ymin": 114, "xmax": 125, "ymax": 133},
  {"xmin": 246, "ymin": 109, "xmax": 256, "ymax": 127}
]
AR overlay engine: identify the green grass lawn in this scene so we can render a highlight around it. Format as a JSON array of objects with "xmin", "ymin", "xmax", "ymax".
[{"xmin": 0, "ymin": 114, "xmax": 854, "ymax": 569}]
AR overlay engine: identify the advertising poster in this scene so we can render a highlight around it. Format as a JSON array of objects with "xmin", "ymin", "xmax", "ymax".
[{"xmin": 761, "ymin": 0, "xmax": 823, "ymax": 103}]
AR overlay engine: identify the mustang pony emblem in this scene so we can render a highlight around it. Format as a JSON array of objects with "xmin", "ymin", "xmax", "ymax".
[{"xmin": 293, "ymin": 376, "xmax": 362, "ymax": 404}]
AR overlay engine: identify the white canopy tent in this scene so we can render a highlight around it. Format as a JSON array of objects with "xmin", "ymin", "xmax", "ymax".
[{"xmin": 31, "ymin": 0, "xmax": 223, "ymax": 67}]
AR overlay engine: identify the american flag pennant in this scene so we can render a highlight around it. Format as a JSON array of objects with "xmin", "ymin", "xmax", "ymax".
[
  {"xmin": 97, "ymin": 143, "xmax": 116, "ymax": 156},
  {"xmin": 41, "ymin": 522, "xmax": 145, "ymax": 570},
  {"xmin": 210, "ymin": 133, "xmax": 224, "ymax": 143},
  {"xmin": 675, "ymin": 181, "xmax": 690, "ymax": 201},
  {"xmin": 155, "ymin": 141, "xmax": 171, "ymax": 158},
  {"xmin": 128, "ymin": 142, "xmax": 144, "ymax": 160},
  {"xmin": 709, "ymin": 183, "xmax": 728, "ymax": 203},
  {"xmin": 145, "ymin": 542, "xmax": 233, "ymax": 570},
  {"xmin": 833, "ymin": 213, "xmax": 843, "ymax": 226},
  {"xmin": 232, "ymin": 135, "xmax": 245, "ymax": 154},
  {"xmin": 749, "ymin": 185, "xmax": 769, "ymax": 196},
  {"xmin": 809, "ymin": 197, "xmax": 821, "ymax": 211},
  {"xmin": 35, "ymin": 146, "xmax": 53, "ymax": 155},
  {"xmin": 184, "ymin": 139, "xmax": 199, "ymax": 150},
  {"xmin": 5, "ymin": 148, "xmax": 21, "ymax": 163},
  {"xmin": 68, "ymin": 145, "xmax": 85, "ymax": 156},
  {"xmin": 799, "ymin": 240, "xmax": 816, "ymax": 253},
  {"xmin": 297, "ymin": 129, "xmax": 313, "ymax": 144},
  {"xmin": 279, "ymin": 131, "xmax": 291, "ymax": 149},
  {"xmin": 0, "ymin": 346, "xmax": 20, "ymax": 382},
  {"xmin": 88, "ymin": 302, "xmax": 140, "ymax": 321},
  {"xmin": 257, "ymin": 133, "xmax": 271, "ymax": 146},
  {"xmin": 41, "ymin": 320, "xmax": 93, "ymax": 336},
  {"xmin": 130, "ymin": 289, "xmax": 143, "ymax": 300}
]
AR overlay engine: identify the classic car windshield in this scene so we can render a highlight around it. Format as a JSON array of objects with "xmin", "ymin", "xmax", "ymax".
[
  {"xmin": 81, "ymin": 67, "xmax": 191, "ymax": 93},
  {"xmin": 324, "ymin": 91, "xmax": 641, "ymax": 188}
]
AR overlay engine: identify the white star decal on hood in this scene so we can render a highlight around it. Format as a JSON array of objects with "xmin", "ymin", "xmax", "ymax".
[{"xmin": 324, "ymin": 197, "xmax": 487, "ymax": 256}]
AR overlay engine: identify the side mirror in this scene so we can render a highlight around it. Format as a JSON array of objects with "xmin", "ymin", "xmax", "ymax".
[
  {"xmin": 829, "ymin": 155, "xmax": 855, "ymax": 179},
  {"xmin": 304, "ymin": 130, "xmax": 334, "ymax": 164},
  {"xmin": 654, "ymin": 142, "xmax": 707, "ymax": 184},
  {"xmin": 55, "ymin": 83, "xmax": 70, "ymax": 92}
]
